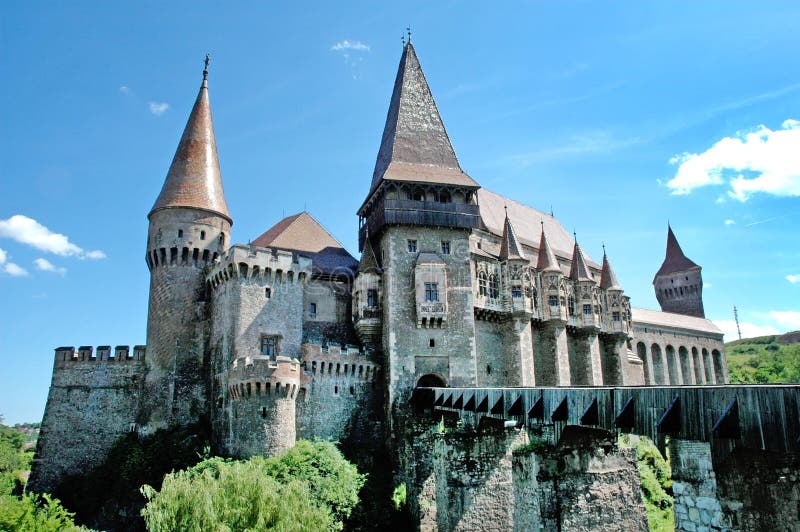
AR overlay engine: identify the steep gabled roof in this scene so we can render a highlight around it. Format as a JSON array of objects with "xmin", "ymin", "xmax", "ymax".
[
  {"xmin": 600, "ymin": 252, "xmax": 622, "ymax": 290},
  {"xmin": 367, "ymin": 42, "xmax": 478, "ymax": 198},
  {"xmin": 359, "ymin": 236, "xmax": 382, "ymax": 273},
  {"xmin": 499, "ymin": 212, "xmax": 526, "ymax": 261},
  {"xmin": 569, "ymin": 241, "xmax": 593, "ymax": 282},
  {"xmin": 655, "ymin": 225, "xmax": 700, "ymax": 279},
  {"xmin": 150, "ymin": 70, "xmax": 231, "ymax": 223},
  {"xmin": 253, "ymin": 212, "xmax": 357, "ymax": 276}
]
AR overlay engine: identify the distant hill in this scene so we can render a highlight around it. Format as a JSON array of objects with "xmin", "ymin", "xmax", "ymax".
[{"xmin": 726, "ymin": 331, "xmax": 800, "ymax": 384}]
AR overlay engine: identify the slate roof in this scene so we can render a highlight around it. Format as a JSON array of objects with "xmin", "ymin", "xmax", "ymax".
[
  {"xmin": 536, "ymin": 228, "xmax": 561, "ymax": 273},
  {"xmin": 252, "ymin": 212, "xmax": 357, "ymax": 276},
  {"xmin": 367, "ymin": 42, "xmax": 479, "ymax": 199},
  {"xmin": 655, "ymin": 225, "xmax": 700, "ymax": 279},
  {"xmin": 632, "ymin": 307, "xmax": 722, "ymax": 336},
  {"xmin": 150, "ymin": 75, "xmax": 231, "ymax": 223},
  {"xmin": 499, "ymin": 213, "xmax": 526, "ymax": 261},
  {"xmin": 569, "ymin": 242, "xmax": 594, "ymax": 282},
  {"xmin": 477, "ymin": 188, "xmax": 600, "ymax": 271},
  {"xmin": 600, "ymin": 253, "xmax": 622, "ymax": 290}
]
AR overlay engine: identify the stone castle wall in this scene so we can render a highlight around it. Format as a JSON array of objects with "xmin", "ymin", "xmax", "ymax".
[
  {"xmin": 28, "ymin": 346, "xmax": 146, "ymax": 493},
  {"xmin": 397, "ymin": 416, "xmax": 647, "ymax": 532}
]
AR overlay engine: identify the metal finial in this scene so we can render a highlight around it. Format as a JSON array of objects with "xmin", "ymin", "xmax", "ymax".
[
  {"xmin": 407, "ymin": 26, "xmax": 412, "ymax": 43},
  {"xmin": 540, "ymin": 220, "xmax": 544, "ymax": 231},
  {"xmin": 573, "ymin": 230, "xmax": 577, "ymax": 242},
  {"xmin": 401, "ymin": 33, "xmax": 406, "ymax": 46},
  {"xmin": 550, "ymin": 205, "xmax": 554, "ymax": 217},
  {"xmin": 504, "ymin": 205, "xmax": 508, "ymax": 217},
  {"xmin": 602, "ymin": 242, "xmax": 606, "ymax": 256},
  {"xmin": 203, "ymin": 53, "xmax": 210, "ymax": 80}
]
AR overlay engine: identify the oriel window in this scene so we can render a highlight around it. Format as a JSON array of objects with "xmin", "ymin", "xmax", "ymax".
[{"xmin": 367, "ymin": 289, "xmax": 378, "ymax": 308}]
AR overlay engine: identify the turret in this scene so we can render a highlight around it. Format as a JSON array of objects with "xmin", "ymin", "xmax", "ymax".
[
  {"xmin": 353, "ymin": 234, "xmax": 382, "ymax": 344},
  {"xmin": 600, "ymin": 249, "xmax": 627, "ymax": 333},
  {"xmin": 653, "ymin": 225, "xmax": 704, "ymax": 318},
  {"xmin": 537, "ymin": 226, "xmax": 564, "ymax": 321},
  {"xmin": 499, "ymin": 210, "xmax": 531, "ymax": 316},
  {"xmin": 569, "ymin": 239, "xmax": 598, "ymax": 328},
  {"xmin": 143, "ymin": 56, "xmax": 232, "ymax": 429}
]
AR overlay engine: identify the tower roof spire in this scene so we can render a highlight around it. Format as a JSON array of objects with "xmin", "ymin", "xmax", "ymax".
[
  {"xmin": 569, "ymin": 240, "xmax": 593, "ymax": 282},
  {"xmin": 150, "ymin": 56, "xmax": 231, "ymax": 224},
  {"xmin": 536, "ymin": 224, "xmax": 561, "ymax": 272},
  {"xmin": 365, "ymin": 40, "xmax": 478, "ymax": 199},
  {"xmin": 600, "ymin": 248, "xmax": 622, "ymax": 290},
  {"xmin": 499, "ymin": 210, "xmax": 525, "ymax": 261},
  {"xmin": 655, "ymin": 224, "xmax": 699, "ymax": 278}
]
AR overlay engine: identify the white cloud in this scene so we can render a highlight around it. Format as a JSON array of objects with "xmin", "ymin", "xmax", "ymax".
[
  {"xmin": 769, "ymin": 311, "xmax": 800, "ymax": 330},
  {"xmin": 330, "ymin": 40, "xmax": 370, "ymax": 52},
  {"xmin": 148, "ymin": 102, "xmax": 169, "ymax": 116},
  {"xmin": 724, "ymin": 219, "xmax": 735, "ymax": 226},
  {"xmin": 0, "ymin": 247, "xmax": 28, "ymax": 277},
  {"xmin": 667, "ymin": 119, "xmax": 800, "ymax": 200},
  {"xmin": 0, "ymin": 215, "xmax": 105, "ymax": 259},
  {"xmin": 714, "ymin": 319, "xmax": 779, "ymax": 341},
  {"xmin": 119, "ymin": 85, "xmax": 131, "ymax": 95},
  {"xmin": 34, "ymin": 258, "xmax": 66, "ymax": 275},
  {"xmin": 786, "ymin": 274, "xmax": 800, "ymax": 284}
]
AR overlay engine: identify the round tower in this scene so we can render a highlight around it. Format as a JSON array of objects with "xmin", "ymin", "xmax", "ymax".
[
  {"xmin": 653, "ymin": 225, "xmax": 704, "ymax": 318},
  {"xmin": 144, "ymin": 57, "xmax": 232, "ymax": 429}
]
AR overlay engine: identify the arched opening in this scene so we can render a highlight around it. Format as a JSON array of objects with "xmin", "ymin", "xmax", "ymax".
[
  {"xmin": 651, "ymin": 344, "xmax": 665, "ymax": 384},
  {"xmin": 712, "ymin": 349, "xmax": 725, "ymax": 383},
  {"xmin": 679, "ymin": 346, "xmax": 694, "ymax": 385},
  {"xmin": 666, "ymin": 345, "xmax": 681, "ymax": 385},
  {"xmin": 702, "ymin": 348, "xmax": 714, "ymax": 383},
  {"xmin": 416, "ymin": 373, "xmax": 446, "ymax": 388},
  {"xmin": 637, "ymin": 342, "xmax": 652, "ymax": 384},
  {"xmin": 692, "ymin": 347, "xmax": 704, "ymax": 384}
]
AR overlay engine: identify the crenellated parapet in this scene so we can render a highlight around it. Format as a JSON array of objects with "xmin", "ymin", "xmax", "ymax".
[
  {"xmin": 206, "ymin": 244, "xmax": 312, "ymax": 291},
  {"xmin": 226, "ymin": 355, "xmax": 308, "ymax": 401},
  {"xmin": 54, "ymin": 345, "xmax": 146, "ymax": 367},
  {"xmin": 301, "ymin": 343, "xmax": 381, "ymax": 383}
]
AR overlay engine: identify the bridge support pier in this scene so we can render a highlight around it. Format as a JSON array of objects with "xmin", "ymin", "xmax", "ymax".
[
  {"xmin": 669, "ymin": 439, "xmax": 727, "ymax": 531},
  {"xmin": 504, "ymin": 317, "xmax": 535, "ymax": 386}
]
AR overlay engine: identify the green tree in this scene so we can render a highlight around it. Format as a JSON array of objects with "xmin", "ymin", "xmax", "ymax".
[{"xmin": 141, "ymin": 440, "xmax": 365, "ymax": 532}]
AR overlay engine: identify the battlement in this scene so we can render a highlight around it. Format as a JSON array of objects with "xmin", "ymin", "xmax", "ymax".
[
  {"xmin": 301, "ymin": 343, "xmax": 380, "ymax": 382},
  {"xmin": 206, "ymin": 244, "xmax": 312, "ymax": 290},
  {"xmin": 146, "ymin": 245, "xmax": 221, "ymax": 271},
  {"xmin": 227, "ymin": 355, "xmax": 308, "ymax": 401},
  {"xmin": 54, "ymin": 345, "xmax": 146, "ymax": 368}
]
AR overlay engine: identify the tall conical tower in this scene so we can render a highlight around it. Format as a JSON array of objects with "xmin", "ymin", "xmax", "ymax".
[
  {"xmin": 144, "ymin": 56, "xmax": 232, "ymax": 429},
  {"xmin": 357, "ymin": 40, "xmax": 481, "ymax": 410},
  {"xmin": 653, "ymin": 225, "xmax": 704, "ymax": 318}
]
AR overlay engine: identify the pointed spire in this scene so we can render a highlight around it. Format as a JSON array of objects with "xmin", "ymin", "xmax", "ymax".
[
  {"xmin": 600, "ymin": 249, "xmax": 622, "ymax": 290},
  {"xmin": 569, "ymin": 240, "xmax": 593, "ymax": 282},
  {"xmin": 367, "ymin": 41, "xmax": 478, "ymax": 195},
  {"xmin": 536, "ymin": 224, "xmax": 561, "ymax": 273},
  {"xmin": 359, "ymin": 230, "xmax": 382, "ymax": 273},
  {"xmin": 499, "ymin": 210, "xmax": 525, "ymax": 261},
  {"xmin": 655, "ymin": 225, "xmax": 699, "ymax": 277},
  {"xmin": 150, "ymin": 56, "xmax": 231, "ymax": 224}
]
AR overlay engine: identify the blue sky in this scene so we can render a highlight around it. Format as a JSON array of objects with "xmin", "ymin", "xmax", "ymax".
[{"xmin": 2, "ymin": 1, "xmax": 799, "ymax": 423}]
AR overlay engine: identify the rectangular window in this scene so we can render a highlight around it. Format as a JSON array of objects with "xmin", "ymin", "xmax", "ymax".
[
  {"xmin": 261, "ymin": 336, "xmax": 278, "ymax": 360},
  {"xmin": 612, "ymin": 311, "xmax": 621, "ymax": 322},
  {"xmin": 367, "ymin": 289, "xmax": 378, "ymax": 308},
  {"xmin": 512, "ymin": 286, "xmax": 522, "ymax": 298},
  {"xmin": 407, "ymin": 239, "xmax": 417, "ymax": 253},
  {"xmin": 264, "ymin": 287, "xmax": 271, "ymax": 299},
  {"xmin": 309, "ymin": 302, "xmax": 317, "ymax": 317},
  {"xmin": 441, "ymin": 241, "xmax": 450, "ymax": 255},
  {"xmin": 424, "ymin": 282, "xmax": 439, "ymax": 302},
  {"xmin": 548, "ymin": 295, "xmax": 558, "ymax": 307},
  {"xmin": 583, "ymin": 304, "xmax": 592, "ymax": 316}
]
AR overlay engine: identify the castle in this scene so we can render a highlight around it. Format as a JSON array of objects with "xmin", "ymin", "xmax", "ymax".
[{"xmin": 30, "ymin": 42, "xmax": 732, "ymax": 517}]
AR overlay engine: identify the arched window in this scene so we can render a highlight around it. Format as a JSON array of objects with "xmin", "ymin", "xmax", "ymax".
[
  {"xmin": 439, "ymin": 190, "xmax": 451, "ymax": 203},
  {"xmin": 478, "ymin": 271, "xmax": 487, "ymax": 297},
  {"xmin": 567, "ymin": 296, "xmax": 576, "ymax": 317},
  {"xmin": 409, "ymin": 187, "xmax": 425, "ymax": 201}
]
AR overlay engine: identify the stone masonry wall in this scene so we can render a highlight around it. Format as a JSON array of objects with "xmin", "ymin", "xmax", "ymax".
[
  {"xmin": 29, "ymin": 346, "xmax": 146, "ymax": 493},
  {"xmin": 398, "ymin": 417, "xmax": 647, "ymax": 532},
  {"xmin": 474, "ymin": 319, "xmax": 506, "ymax": 387},
  {"xmin": 381, "ymin": 227, "xmax": 477, "ymax": 412},
  {"xmin": 669, "ymin": 439, "xmax": 727, "ymax": 531}
]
